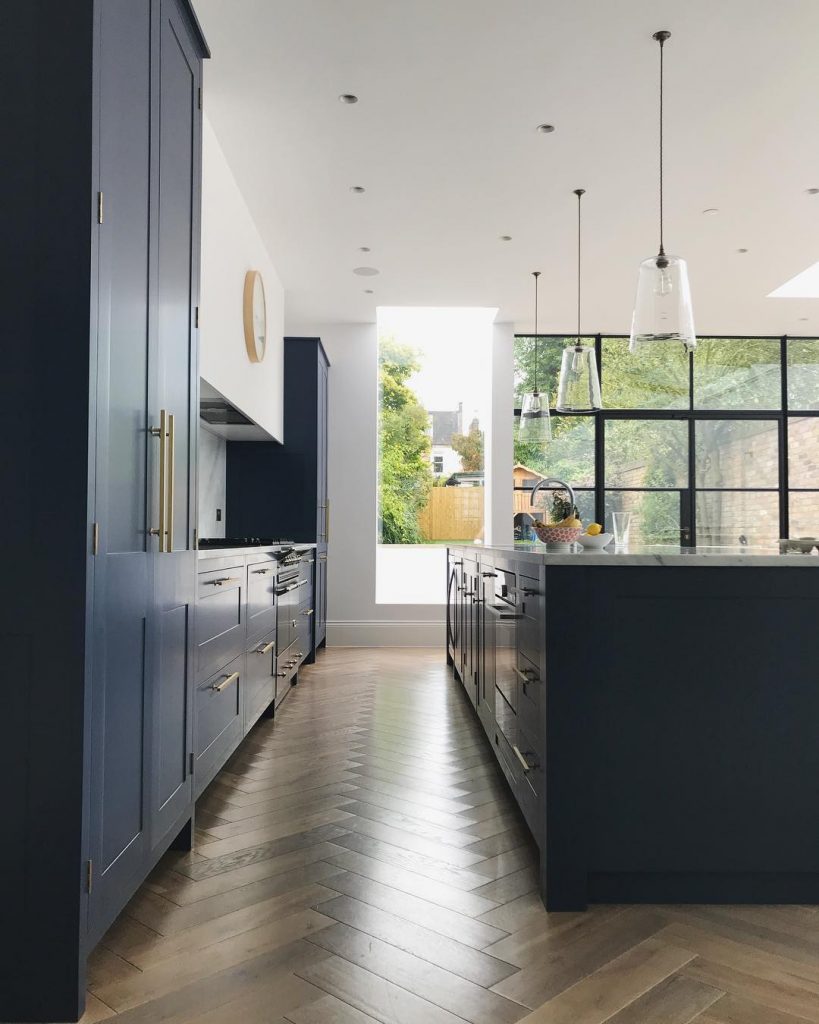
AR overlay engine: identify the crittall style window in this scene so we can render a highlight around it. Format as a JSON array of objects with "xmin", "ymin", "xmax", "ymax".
[{"xmin": 514, "ymin": 336, "xmax": 819, "ymax": 546}]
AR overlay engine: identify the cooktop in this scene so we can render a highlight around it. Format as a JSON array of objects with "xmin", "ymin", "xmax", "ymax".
[{"xmin": 198, "ymin": 537, "xmax": 294, "ymax": 549}]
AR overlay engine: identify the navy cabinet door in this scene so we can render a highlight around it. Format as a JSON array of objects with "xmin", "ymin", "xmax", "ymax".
[
  {"xmin": 87, "ymin": 0, "xmax": 154, "ymax": 941},
  {"xmin": 150, "ymin": 0, "xmax": 201, "ymax": 845}
]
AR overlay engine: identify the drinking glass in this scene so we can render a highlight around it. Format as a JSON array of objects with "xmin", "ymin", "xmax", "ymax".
[{"xmin": 612, "ymin": 511, "xmax": 632, "ymax": 550}]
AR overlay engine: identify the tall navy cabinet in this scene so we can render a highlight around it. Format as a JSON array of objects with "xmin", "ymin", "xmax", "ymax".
[
  {"xmin": 0, "ymin": 2, "xmax": 208, "ymax": 1020},
  {"xmin": 227, "ymin": 338, "xmax": 330, "ymax": 649}
]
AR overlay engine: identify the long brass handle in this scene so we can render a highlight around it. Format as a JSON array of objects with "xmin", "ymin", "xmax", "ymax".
[
  {"xmin": 325, "ymin": 499, "xmax": 330, "ymax": 542},
  {"xmin": 302, "ymin": 608, "xmax": 314, "ymax": 617},
  {"xmin": 150, "ymin": 409, "xmax": 168, "ymax": 551},
  {"xmin": 254, "ymin": 640, "xmax": 275, "ymax": 655},
  {"xmin": 514, "ymin": 666, "xmax": 539, "ymax": 684},
  {"xmin": 167, "ymin": 413, "xmax": 175, "ymax": 553},
  {"xmin": 211, "ymin": 670, "xmax": 239, "ymax": 693},
  {"xmin": 512, "ymin": 744, "xmax": 532, "ymax": 774},
  {"xmin": 252, "ymin": 568, "xmax": 272, "ymax": 575},
  {"xmin": 205, "ymin": 576, "xmax": 241, "ymax": 587}
]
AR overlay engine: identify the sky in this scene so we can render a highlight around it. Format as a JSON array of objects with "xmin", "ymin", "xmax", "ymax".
[{"xmin": 377, "ymin": 306, "xmax": 497, "ymax": 422}]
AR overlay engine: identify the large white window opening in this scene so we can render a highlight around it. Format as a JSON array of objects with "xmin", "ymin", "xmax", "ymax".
[{"xmin": 376, "ymin": 307, "xmax": 496, "ymax": 604}]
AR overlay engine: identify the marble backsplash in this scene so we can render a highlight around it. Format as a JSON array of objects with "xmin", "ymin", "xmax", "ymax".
[{"xmin": 199, "ymin": 426, "xmax": 226, "ymax": 538}]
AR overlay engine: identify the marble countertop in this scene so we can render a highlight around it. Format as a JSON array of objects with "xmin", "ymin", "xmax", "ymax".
[
  {"xmin": 450, "ymin": 542, "xmax": 819, "ymax": 567},
  {"xmin": 197, "ymin": 542, "xmax": 316, "ymax": 559}
]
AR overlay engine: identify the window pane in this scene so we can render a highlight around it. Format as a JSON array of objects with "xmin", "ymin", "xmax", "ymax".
[
  {"xmin": 605, "ymin": 419, "xmax": 688, "ymax": 487},
  {"xmin": 788, "ymin": 418, "xmax": 819, "ymax": 487},
  {"xmin": 789, "ymin": 491, "xmax": 819, "ymax": 536},
  {"xmin": 514, "ymin": 336, "xmax": 582, "ymax": 407},
  {"xmin": 696, "ymin": 491, "xmax": 779, "ymax": 547},
  {"xmin": 787, "ymin": 339, "xmax": 819, "ymax": 410},
  {"xmin": 694, "ymin": 338, "xmax": 781, "ymax": 409},
  {"xmin": 601, "ymin": 337, "xmax": 689, "ymax": 410},
  {"xmin": 514, "ymin": 415, "xmax": 595, "ymax": 487},
  {"xmin": 695, "ymin": 420, "xmax": 779, "ymax": 488},
  {"xmin": 604, "ymin": 490, "xmax": 681, "ymax": 545}
]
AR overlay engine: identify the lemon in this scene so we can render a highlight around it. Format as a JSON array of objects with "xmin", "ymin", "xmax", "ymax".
[{"xmin": 586, "ymin": 523, "xmax": 603, "ymax": 536}]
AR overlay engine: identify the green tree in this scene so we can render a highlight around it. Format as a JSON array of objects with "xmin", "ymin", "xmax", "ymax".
[
  {"xmin": 378, "ymin": 336, "xmax": 432, "ymax": 543},
  {"xmin": 451, "ymin": 419, "xmax": 484, "ymax": 472}
]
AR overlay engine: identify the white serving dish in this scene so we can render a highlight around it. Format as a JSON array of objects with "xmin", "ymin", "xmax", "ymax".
[{"xmin": 578, "ymin": 532, "xmax": 613, "ymax": 550}]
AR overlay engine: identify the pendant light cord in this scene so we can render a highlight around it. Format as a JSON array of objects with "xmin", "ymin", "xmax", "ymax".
[
  {"xmin": 532, "ymin": 271, "xmax": 541, "ymax": 393},
  {"xmin": 654, "ymin": 30, "xmax": 670, "ymax": 258},
  {"xmin": 574, "ymin": 189, "xmax": 584, "ymax": 341}
]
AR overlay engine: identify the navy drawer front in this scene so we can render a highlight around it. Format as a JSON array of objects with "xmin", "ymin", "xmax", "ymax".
[
  {"xmin": 518, "ymin": 572, "xmax": 542, "ymax": 667},
  {"xmin": 245, "ymin": 630, "xmax": 276, "ymax": 730},
  {"xmin": 195, "ymin": 653, "xmax": 243, "ymax": 793},
  {"xmin": 196, "ymin": 566, "xmax": 245, "ymax": 680},
  {"xmin": 247, "ymin": 560, "xmax": 277, "ymax": 641}
]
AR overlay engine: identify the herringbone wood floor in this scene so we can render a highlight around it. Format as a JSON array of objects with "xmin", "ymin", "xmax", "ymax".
[{"xmin": 80, "ymin": 648, "xmax": 819, "ymax": 1024}]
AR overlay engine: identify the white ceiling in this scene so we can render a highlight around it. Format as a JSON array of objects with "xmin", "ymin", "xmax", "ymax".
[{"xmin": 195, "ymin": 0, "xmax": 819, "ymax": 335}]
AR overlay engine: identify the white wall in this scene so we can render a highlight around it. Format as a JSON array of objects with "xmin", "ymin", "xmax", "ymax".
[
  {"xmin": 486, "ymin": 323, "xmax": 515, "ymax": 547},
  {"xmin": 200, "ymin": 117, "xmax": 285, "ymax": 442}
]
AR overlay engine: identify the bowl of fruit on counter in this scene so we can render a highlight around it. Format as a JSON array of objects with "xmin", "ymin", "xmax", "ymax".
[
  {"xmin": 577, "ymin": 523, "xmax": 613, "ymax": 550},
  {"xmin": 532, "ymin": 514, "xmax": 584, "ymax": 549}
]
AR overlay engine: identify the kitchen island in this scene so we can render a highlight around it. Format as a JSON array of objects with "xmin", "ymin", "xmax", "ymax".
[{"xmin": 447, "ymin": 543, "xmax": 819, "ymax": 910}]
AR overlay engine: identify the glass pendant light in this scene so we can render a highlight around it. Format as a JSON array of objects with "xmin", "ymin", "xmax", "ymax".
[
  {"xmin": 518, "ymin": 271, "xmax": 551, "ymax": 442},
  {"xmin": 556, "ymin": 188, "xmax": 602, "ymax": 413},
  {"xmin": 629, "ymin": 30, "xmax": 696, "ymax": 353}
]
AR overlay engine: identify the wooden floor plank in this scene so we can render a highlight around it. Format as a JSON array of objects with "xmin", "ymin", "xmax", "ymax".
[{"xmin": 86, "ymin": 648, "xmax": 817, "ymax": 1024}]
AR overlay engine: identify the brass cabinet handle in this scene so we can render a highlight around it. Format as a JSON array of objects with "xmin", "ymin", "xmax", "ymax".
[
  {"xmin": 167, "ymin": 413, "xmax": 175, "ymax": 553},
  {"xmin": 512, "ymin": 744, "xmax": 532, "ymax": 774},
  {"xmin": 482, "ymin": 571, "xmax": 497, "ymax": 578},
  {"xmin": 254, "ymin": 640, "xmax": 275, "ymax": 655},
  {"xmin": 205, "ymin": 576, "xmax": 241, "ymax": 587},
  {"xmin": 211, "ymin": 670, "xmax": 239, "ymax": 693},
  {"xmin": 251, "ymin": 567, "xmax": 272, "ymax": 575},
  {"xmin": 325, "ymin": 499, "xmax": 330, "ymax": 542},
  {"xmin": 302, "ymin": 608, "xmax": 314, "ymax": 617},
  {"xmin": 319, "ymin": 553, "xmax": 327, "ymax": 562},
  {"xmin": 277, "ymin": 670, "xmax": 288, "ymax": 677},
  {"xmin": 514, "ymin": 666, "xmax": 539, "ymax": 684},
  {"xmin": 150, "ymin": 409, "xmax": 168, "ymax": 552}
]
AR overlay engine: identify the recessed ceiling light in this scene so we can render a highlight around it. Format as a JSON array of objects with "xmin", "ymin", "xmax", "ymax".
[
  {"xmin": 353, "ymin": 266, "xmax": 379, "ymax": 276},
  {"xmin": 359, "ymin": 246, "xmax": 371, "ymax": 252},
  {"xmin": 737, "ymin": 247, "xmax": 749, "ymax": 253},
  {"xmin": 702, "ymin": 208, "xmax": 719, "ymax": 215},
  {"xmin": 806, "ymin": 188, "xmax": 819, "ymax": 195},
  {"xmin": 350, "ymin": 186, "xmax": 366, "ymax": 194},
  {"xmin": 799, "ymin": 316, "xmax": 809, "ymax": 321},
  {"xmin": 364, "ymin": 289, "xmax": 374, "ymax": 294},
  {"xmin": 499, "ymin": 235, "xmax": 513, "ymax": 241},
  {"xmin": 536, "ymin": 124, "xmax": 555, "ymax": 134},
  {"xmin": 339, "ymin": 94, "xmax": 359, "ymax": 104}
]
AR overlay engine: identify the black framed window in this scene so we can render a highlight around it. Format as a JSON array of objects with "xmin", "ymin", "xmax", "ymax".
[{"xmin": 513, "ymin": 335, "xmax": 819, "ymax": 546}]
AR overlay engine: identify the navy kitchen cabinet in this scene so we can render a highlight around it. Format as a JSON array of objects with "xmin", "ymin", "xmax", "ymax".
[
  {"xmin": 226, "ymin": 337, "xmax": 330, "ymax": 652},
  {"xmin": 1, "ymin": 1, "xmax": 208, "ymax": 1019}
]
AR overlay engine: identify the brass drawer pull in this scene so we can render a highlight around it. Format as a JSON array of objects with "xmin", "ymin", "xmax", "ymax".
[
  {"xmin": 205, "ymin": 576, "xmax": 241, "ymax": 587},
  {"xmin": 514, "ymin": 666, "xmax": 539, "ymax": 684},
  {"xmin": 277, "ymin": 670, "xmax": 288, "ymax": 677},
  {"xmin": 512, "ymin": 744, "xmax": 532, "ymax": 774},
  {"xmin": 251, "ymin": 568, "xmax": 272, "ymax": 575},
  {"xmin": 211, "ymin": 671, "xmax": 239, "ymax": 693},
  {"xmin": 254, "ymin": 640, "xmax": 275, "ymax": 655},
  {"xmin": 302, "ymin": 608, "xmax": 314, "ymax": 617}
]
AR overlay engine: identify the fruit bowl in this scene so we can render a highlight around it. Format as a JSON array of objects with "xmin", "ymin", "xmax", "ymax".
[
  {"xmin": 578, "ymin": 532, "xmax": 613, "ymax": 550},
  {"xmin": 533, "ymin": 524, "xmax": 583, "ymax": 546}
]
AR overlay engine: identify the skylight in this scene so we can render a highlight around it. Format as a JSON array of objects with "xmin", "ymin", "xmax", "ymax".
[{"xmin": 768, "ymin": 261, "xmax": 819, "ymax": 298}]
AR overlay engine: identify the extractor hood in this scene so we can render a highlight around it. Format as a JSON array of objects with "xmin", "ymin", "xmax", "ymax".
[{"xmin": 199, "ymin": 379, "xmax": 274, "ymax": 441}]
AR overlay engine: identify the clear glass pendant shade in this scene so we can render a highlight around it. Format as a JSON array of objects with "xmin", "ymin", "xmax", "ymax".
[
  {"xmin": 629, "ymin": 253, "xmax": 696, "ymax": 353},
  {"xmin": 518, "ymin": 391, "xmax": 551, "ymax": 442},
  {"xmin": 556, "ymin": 344, "xmax": 602, "ymax": 413}
]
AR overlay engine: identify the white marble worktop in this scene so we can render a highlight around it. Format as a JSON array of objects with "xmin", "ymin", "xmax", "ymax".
[{"xmin": 451, "ymin": 542, "xmax": 819, "ymax": 567}]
